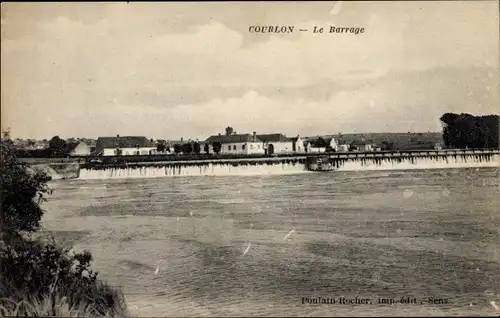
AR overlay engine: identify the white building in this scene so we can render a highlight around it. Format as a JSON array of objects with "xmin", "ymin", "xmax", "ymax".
[
  {"xmin": 305, "ymin": 137, "xmax": 339, "ymax": 153},
  {"xmin": 307, "ymin": 146, "xmax": 326, "ymax": 153},
  {"xmin": 290, "ymin": 136, "xmax": 305, "ymax": 153},
  {"xmin": 94, "ymin": 135, "xmax": 156, "ymax": 156},
  {"xmin": 362, "ymin": 144, "xmax": 373, "ymax": 151},
  {"xmin": 357, "ymin": 144, "xmax": 374, "ymax": 152},
  {"xmin": 204, "ymin": 132, "xmax": 265, "ymax": 155},
  {"xmin": 256, "ymin": 133, "xmax": 304, "ymax": 155},
  {"xmin": 350, "ymin": 144, "xmax": 375, "ymax": 152},
  {"xmin": 338, "ymin": 144, "xmax": 350, "ymax": 152}
]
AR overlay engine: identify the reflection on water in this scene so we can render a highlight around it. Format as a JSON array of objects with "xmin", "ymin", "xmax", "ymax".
[{"xmin": 42, "ymin": 168, "xmax": 500, "ymax": 316}]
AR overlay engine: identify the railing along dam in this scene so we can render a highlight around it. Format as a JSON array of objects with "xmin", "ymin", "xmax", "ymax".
[{"xmin": 72, "ymin": 149, "xmax": 499, "ymax": 180}]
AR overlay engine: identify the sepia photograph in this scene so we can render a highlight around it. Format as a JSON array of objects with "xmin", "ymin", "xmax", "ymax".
[{"xmin": 1, "ymin": 1, "xmax": 499, "ymax": 317}]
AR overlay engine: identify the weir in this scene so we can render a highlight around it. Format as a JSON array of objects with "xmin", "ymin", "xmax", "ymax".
[
  {"xmin": 333, "ymin": 153, "xmax": 499, "ymax": 171},
  {"xmin": 78, "ymin": 161, "xmax": 309, "ymax": 179},
  {"xmin": 27, "ymin": 149, "xmax": 498, "ymax": 180},
  {"xmin": 75, "ymin": 150, "xmax": 499, "ymax": 180}
]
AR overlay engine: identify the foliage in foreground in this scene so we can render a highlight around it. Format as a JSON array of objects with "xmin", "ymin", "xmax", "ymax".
[
  {"xmin": 1, "ymin": 132, "xmax": 129, "ymax": 317},
  {"xmin": 0, "ymin": 236, "xmax": 128, "ymax": 317},
  {"xmin": 1, "ymin": 132, "xmax": 52, "ymax": 234},
  {"xmin": 0, "ymin": 292, "xmax": 116, "ymax": 318}
]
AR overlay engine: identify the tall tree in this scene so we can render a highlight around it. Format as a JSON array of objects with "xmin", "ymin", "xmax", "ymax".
[
  {"xmin": 193, "ymin": 142, "xmax": 201, "ymax": 154},
  {"xmin": 156, "ymin": 143, "xmax": 166, "ymax": 153},
  {"xmin": 225, "ymin": 126, "xmax": 234, "ymax": 136},
  {"xmin": 48, "ymin": 136, "xmax": 67, "ymax": 157},
  {"xmin": 204, "ymin": 143, "xmax": 210, "ymax": 154},
  {"xmin": 212, "ymin": 142, "xmax": 222, "ymax": 154},
  {"xmin": 1, "ymin": 132, "xmax": 52, "ymax": 235},
  {"xmin": 440, "ymin": 113, "xmax": 499, "ymax": 149},
  {"xmin": 173, "ymin": 144, "xmax": 182, "ymax": 154},
  {"xmin": 182, "ymin": 143, "xmax": 193, "ymax": 154},
  {"xmin": 314, "ymin": 137, "xmax": 329, "ymax": 148}
]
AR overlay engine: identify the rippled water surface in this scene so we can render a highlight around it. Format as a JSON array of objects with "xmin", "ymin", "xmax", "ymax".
[{"xmin": 41, "ymin": 168, "xmax": 500, "ymax": 316}]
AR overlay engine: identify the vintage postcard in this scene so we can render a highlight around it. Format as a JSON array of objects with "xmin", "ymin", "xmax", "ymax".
[{"xmin": 1, "ymin": 1, "xmax": 499, "ymax": 317}]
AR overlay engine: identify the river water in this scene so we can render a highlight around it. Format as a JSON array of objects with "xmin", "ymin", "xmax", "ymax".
[{"xmin": 40, "ymin": 168, "xmax": 500, "ymax": 316}]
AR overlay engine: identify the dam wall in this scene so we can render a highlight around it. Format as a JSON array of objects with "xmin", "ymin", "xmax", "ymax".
[
  {"xmin": 79, "ymin": 160, "xmax": 309, "ymax": 179},
  {"xmin": 27, "ymin": 150, "xmax": 499, "ymax": 180},
  {"xmin": 78, "ymin": 150, "xmax": 499, "ymax": 180},
  {"xmin": 333, "ymin": 153, "xmax": 499, "ymax": 171}
]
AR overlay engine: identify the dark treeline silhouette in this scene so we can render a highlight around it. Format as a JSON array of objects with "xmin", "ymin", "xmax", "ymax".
[
  {"xmin": 15, "ymin": 148, "xmax": 58, "ymax": 158},
  {"xmin": 172, "ymin": 141, "xmax": 201, "ymax": 154},
  {"xmin": 440, "ymin": 113, "xmax": 499, "ymax": 149},
  {"xmin": 156, "ymin": 143, "xmax": 167, "ymax": 153},
  {"xmin": 380, "ymin": 141, "xmax": 396, "ymax": 151},
  {"xmin": 15, "ymin": 136, "xmax": 73, "ymax": 158},
  {"xmin": 314, "ymin": 137, "xmax": 329, "ymax": 148}
]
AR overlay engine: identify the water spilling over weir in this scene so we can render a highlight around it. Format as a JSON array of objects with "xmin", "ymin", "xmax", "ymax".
[
  {"xmin": 29, "ymin": 163, "xmax": 80, "ymax": 180},
  {"xmin": 76, "ymin": 150, "xmax": 499, "ymax": 180},
  {"xmin": 334, "ymin": 153, "xmax": 499, "ymax": 171},
  {"xmin": 79, "ymin": 161, "xmax": 309, "ymax": 179}
]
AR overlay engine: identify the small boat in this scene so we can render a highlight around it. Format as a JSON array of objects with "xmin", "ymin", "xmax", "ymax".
[{"xmin": 306, "ymin": 155, "xmax": 336, "ymax": 172}]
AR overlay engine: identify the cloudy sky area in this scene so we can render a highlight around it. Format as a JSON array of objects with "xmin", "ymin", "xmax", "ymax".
[{"xmin": 1, "ymin": 1, "xmax": 499, "ymax": 139}]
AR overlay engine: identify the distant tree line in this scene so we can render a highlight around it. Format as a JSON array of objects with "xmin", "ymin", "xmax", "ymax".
[
  {"xmin": 440, "ymin": 113, "xmax": 499, "ymax": 149},
  {"xmin": 380, "ymin": 141, "xmax": 396, "ymax": 151},
  {"xmin": 15, "ymin": 136, "xmax": 73, "ymax": 158},
  {"xmin": 156, "ymin": 140, "xmax": 223, "ymax": 155},
  {"xmin": 162, "ymin": 125, "xmax": 235, "ymax": 155}
]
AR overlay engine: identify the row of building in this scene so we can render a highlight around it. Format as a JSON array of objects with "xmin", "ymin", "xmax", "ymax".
[
  {"xmin": 16, "ymin": 131, "xmax": 402, "ymax": 157},
  {"xmin": 61, "ymin": 132, "xmax": 376, "ymax": 157}
]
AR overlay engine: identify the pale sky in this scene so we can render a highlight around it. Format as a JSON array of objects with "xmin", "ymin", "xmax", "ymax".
[{"xmin": 1, "ymin": 1, "xmax": 499, "ymax": 140}]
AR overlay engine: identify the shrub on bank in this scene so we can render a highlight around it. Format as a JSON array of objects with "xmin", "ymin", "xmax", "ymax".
[
  {"xmin": 0, "ymin": 237, "xmax": 128, "ymax": 317},
  {"xmin": 1, "ymin": 132, "xmax": 128, "ymax": 317}
]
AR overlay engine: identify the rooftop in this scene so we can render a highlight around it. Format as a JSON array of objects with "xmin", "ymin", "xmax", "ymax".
[
  {"xmin": 96, "ymin": 136, "xmax": 155, "ymax": 149},
  {"xmin": 205, "ymin": 133, "xmax": 262, "ymax": 144},
  {"xmin": 256, "ymin": 133, "xmax": 289, "ymax": 142}
]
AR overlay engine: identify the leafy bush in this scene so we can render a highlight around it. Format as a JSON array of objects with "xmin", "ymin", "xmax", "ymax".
[
  {"xmin": 1, "ymin": 132, "xmax": 52, "ymax": 235},
  {"xmin": 1, "ymin": 132, "xmax": 128, "ymax": 316},
  {"xmin": 0, "ymin": 235, "xmax": 128, "ymax": 317}
]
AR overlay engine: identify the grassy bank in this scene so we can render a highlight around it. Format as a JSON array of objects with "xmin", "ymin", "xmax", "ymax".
[
  {"xmin": 0, "ymin": 289, "xmax": 123, "ymax": 317},
  {"xmin": 0, "ymin": 235, "xmax": 129, "ymax": 317}
]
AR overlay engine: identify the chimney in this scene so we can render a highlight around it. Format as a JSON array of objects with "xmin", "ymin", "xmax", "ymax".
[{"xmin": 253, "ymin": 131, "xmax": 256, "ymax": 141}]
